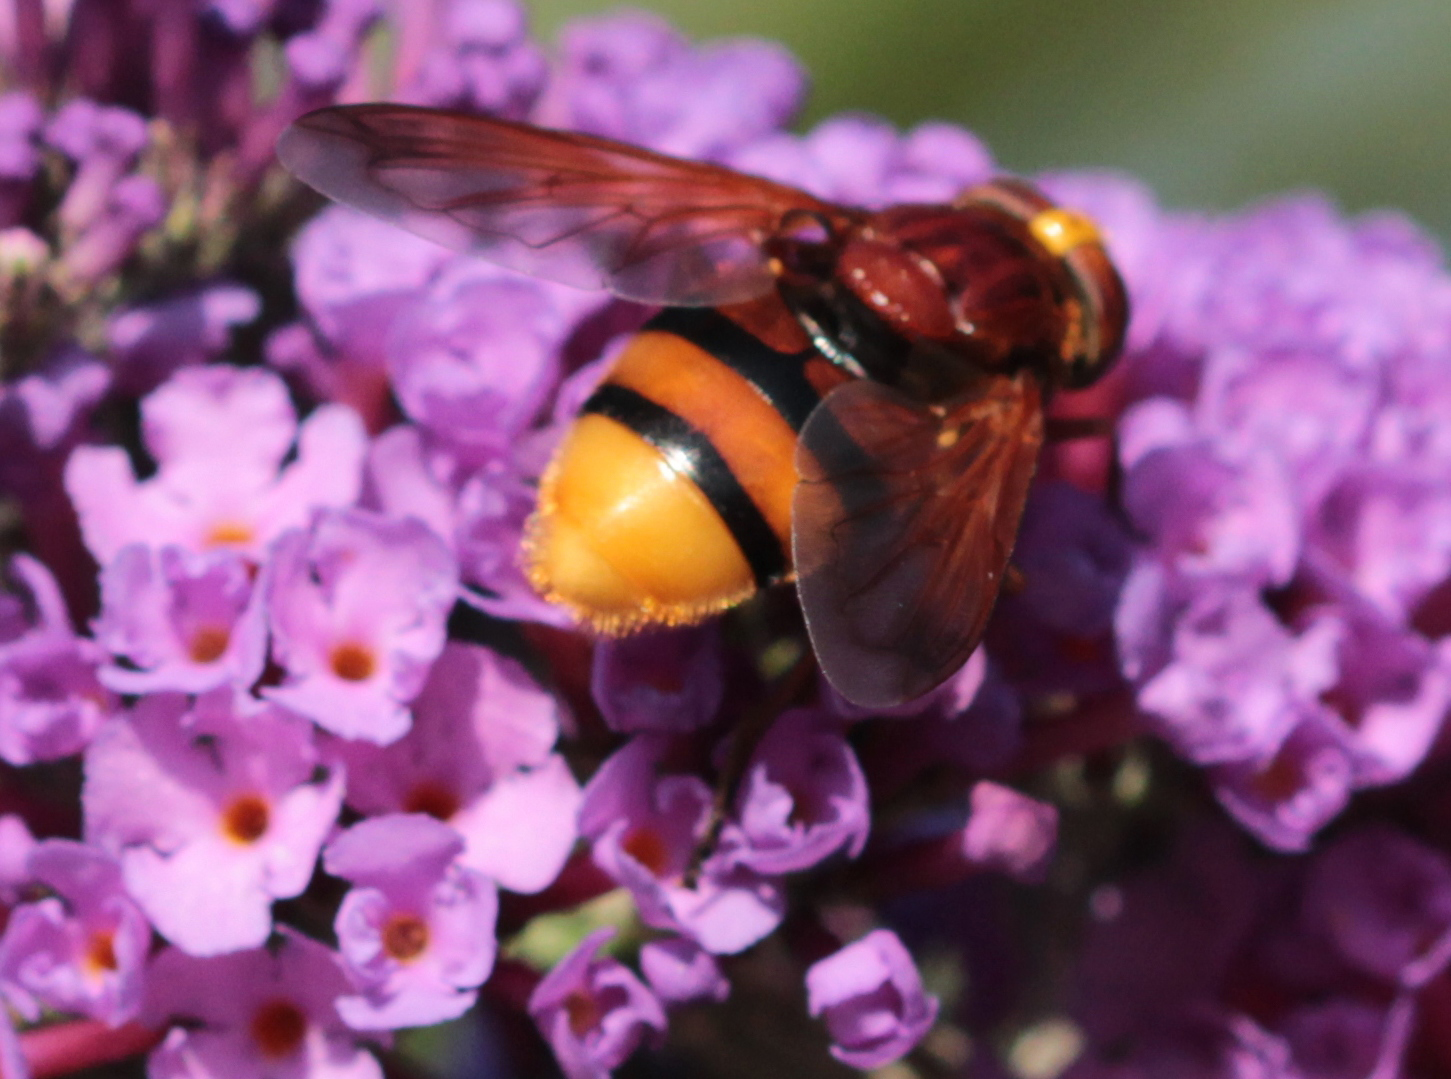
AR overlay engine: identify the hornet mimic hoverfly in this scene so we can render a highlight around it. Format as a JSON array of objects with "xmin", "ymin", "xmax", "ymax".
[{"xmin": 277, "ymin": 104, "xmax": 1128, "ymax": 709}]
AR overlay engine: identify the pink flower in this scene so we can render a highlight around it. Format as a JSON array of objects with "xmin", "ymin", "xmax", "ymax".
[
  {"xmin": 0, "ymin": 840, "xmax": 150, "ymax": 1024},
  {"xmin": 144, "ymin": 929, "xmax": 382, "ymax": 1079},
  {"xmin": 91, "ymin": 545, "xmax": 267, "ymax": 696},
  {"xmin": 263, "ymin": 508, "xmax": 457, "ymax": 744},
  {"xmin": 333, "ymin": 641, "xmax": 580, "ymax": 892},
  {"xmin": 722, "ymin": 708, "xmax": 870, "ymax": 875},
  {"xmin": 65, "ymin": 365, "xmax": 366, "ymax": 564},
  {"xmin": 0, "ymin": 554, "xmax": 117, "ymax": 765},
  {"xmin": 0, "ymin": 814, "xmax": 36, "ymax": 903},
  {"xmin": 82, "ymin": 692, "xmax": 344, "ymax": 956},
  {"xmin": 528, "ymin": 927, "xmax": 666, "ymax": 1079},
  {"xmin": 580, "ymin": 736, "xmax": 784, "ymax": 955},
  {"xmin": 960, "ymin": 781, "xmax": 1058, "ymax": 882},
  {"xmin": 805, "ymin": 930, "xmax": 938, "ymax": 1070},
  {"xmin": 639, "ymin": 937, "xmax": 729, "ymax": 1005},
  {"xmin": 324, "ymin": 814, "xmax": 498, "ymax": 1029}
]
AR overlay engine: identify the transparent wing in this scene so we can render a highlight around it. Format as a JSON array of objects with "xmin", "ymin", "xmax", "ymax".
[
  {"xmin": 793, "ymin": 374, "xmax": 1044, "ymax": 708},
  {"xmin": 277, "ymin": 104, "xmax": 847, "ymax": 306}
]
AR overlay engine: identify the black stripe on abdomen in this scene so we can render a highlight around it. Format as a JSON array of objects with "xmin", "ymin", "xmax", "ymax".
[
  {"xmin": 644, "ymin": 307, "xmax": 821, "ymax": 431},
  {"xmin": 581, "ymin": 383, "xmax": 787, "ymax": 588}
]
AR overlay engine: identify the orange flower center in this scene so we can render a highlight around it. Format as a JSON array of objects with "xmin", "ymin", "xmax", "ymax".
[
  {"xmin": 382, "ymin": 913, "xmax": 430, "ymax": 961},
  {"xmin": 205, "ymin": 521, "xmax": 255, "ymax": 549},
  {"xmin": 85, "ymin": 929, "xmax": 117, "ymax": 974},
  {"xmin": 403, "ymin": 782, "xmax": 461, "ymax": 821},
  {"xmin": 564, "ymin": 990, "xmax": 602, "ymax": 1038},
  {"xmin": 221, "ymin": 794, "xmax": 270, "ymax": 844},
  {"xmin": 329, "ymin": 642, "xmax": 376, "ymax": 682},
  {"xmin": 621, "ymin": 827, "xmax": 670, "ymax": 876},
  {"xmin": 188, "ymin": 625, "xmax": 231, "ymax": 664},
  {"xmin": 250, "ymin": 998, "xmax": 307, "ymax": 1058}
]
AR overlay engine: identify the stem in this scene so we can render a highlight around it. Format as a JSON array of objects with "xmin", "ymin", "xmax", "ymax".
[
  {"xmin": 22, "ymin": 1020, "xmax": 163, "ymax": 1079},
  {"xmin": 1011, "ymin": 689, "xmax": 1141, "ymax": 774}
]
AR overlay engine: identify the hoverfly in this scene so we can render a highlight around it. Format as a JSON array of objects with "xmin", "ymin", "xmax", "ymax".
[{"xmin": 277, "ymin": 105, "xmax": 1128, "ymax": 709}]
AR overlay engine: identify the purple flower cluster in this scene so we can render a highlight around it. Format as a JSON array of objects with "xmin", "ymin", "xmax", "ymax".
[
  {"xmin": 1080, "ymin": 183, "xmax": 1451, "ymax": 852},
  {"xmin": 2, "ymin": 3, "xmax": 1451, "ymax": 1079}
]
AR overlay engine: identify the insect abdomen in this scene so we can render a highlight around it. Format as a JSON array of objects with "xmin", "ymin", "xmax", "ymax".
[{"xmin": 525, "ymin": 307, "xmax": 828, "ymax": 633}]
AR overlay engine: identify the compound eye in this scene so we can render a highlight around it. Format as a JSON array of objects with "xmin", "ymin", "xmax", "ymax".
[{"xmin": 1054, "ymin": 229, "xmax": 1129, "ymax": 389}]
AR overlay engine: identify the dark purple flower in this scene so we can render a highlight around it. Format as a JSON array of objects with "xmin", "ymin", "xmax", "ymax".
[
  {"xmin": 591, "ymin": 624, "xmax": 724, "ymax": 733},
  {"xmin": 324, "ymin": 813, "xmax": 498, "ymax": 1030},
  {"xmin": 1072, "ymin": 818, "xmax": 1262, "ymax": 1045},
  {"xmin": 805, "ymin": 929, "xmax": 938, "ymax": 1069},
  {"xmin": 528, "ymin": 927, "xmax": 667, "ymax": 1079},
  {"xmin": 1279, "ymin": 996, "xmax": 1415, "ymax": 1079},
  {"xmin": 1299, "ymin": 826, "xmax": 1451, "ymax": 988},
  {"xmin": 987, "ymin": 481, "xmax": 1131, "ymax": 697},
  {"xmin": 1065, "ymin": 1009, "xmax": 1296, "ymax": 1079}
]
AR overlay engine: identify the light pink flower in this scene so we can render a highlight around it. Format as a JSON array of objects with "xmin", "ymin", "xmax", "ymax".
[
  {"xmin": 334, "ymin": 641, "xmax": 580, "ymax": 892},
  {"xmin": 92, "ymin": 544, "xmax": 267, "ymax": 696},
  {"xmin": 65, "ymin": 365, "xmax": 366, "ymax": 564},
  {"xmin": 263, "ymin": 508, "xmax": 457, "ymax": 744},
  {"xmin": 82, "ymin": 692, "xmax": 344, "ymax": 956},
  {"xmin": 0, "ymin": 840, "xmax": 150, "ymax": 1024},
  {"xmin": 144, "ymin": 929, "xmax": 382, "ymax": 1079},
  {"xmin": 324, "ymin": 814, "xmax": 498, "ymax": 1029}
]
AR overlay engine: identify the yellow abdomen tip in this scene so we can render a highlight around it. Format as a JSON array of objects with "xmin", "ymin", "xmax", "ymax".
[{"xmin": 525, "ymin": 414, "xmax": 757, "ymax": 633}]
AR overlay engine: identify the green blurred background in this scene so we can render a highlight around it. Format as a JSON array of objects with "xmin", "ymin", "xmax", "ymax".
[{"xmin": 528, "ymin": 0, "xmax": 1451, "ymax": 239}]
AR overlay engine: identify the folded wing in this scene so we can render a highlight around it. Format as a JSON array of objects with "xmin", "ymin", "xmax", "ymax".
[{"xmin": 793, "ymin": 374, "xmax": 1044, "ymax": 708}]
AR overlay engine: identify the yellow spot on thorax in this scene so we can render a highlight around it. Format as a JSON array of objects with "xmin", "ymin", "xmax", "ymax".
[{"xmin": 1029, "ymin": 209, "xmax": 1102, "ymax": 257}]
